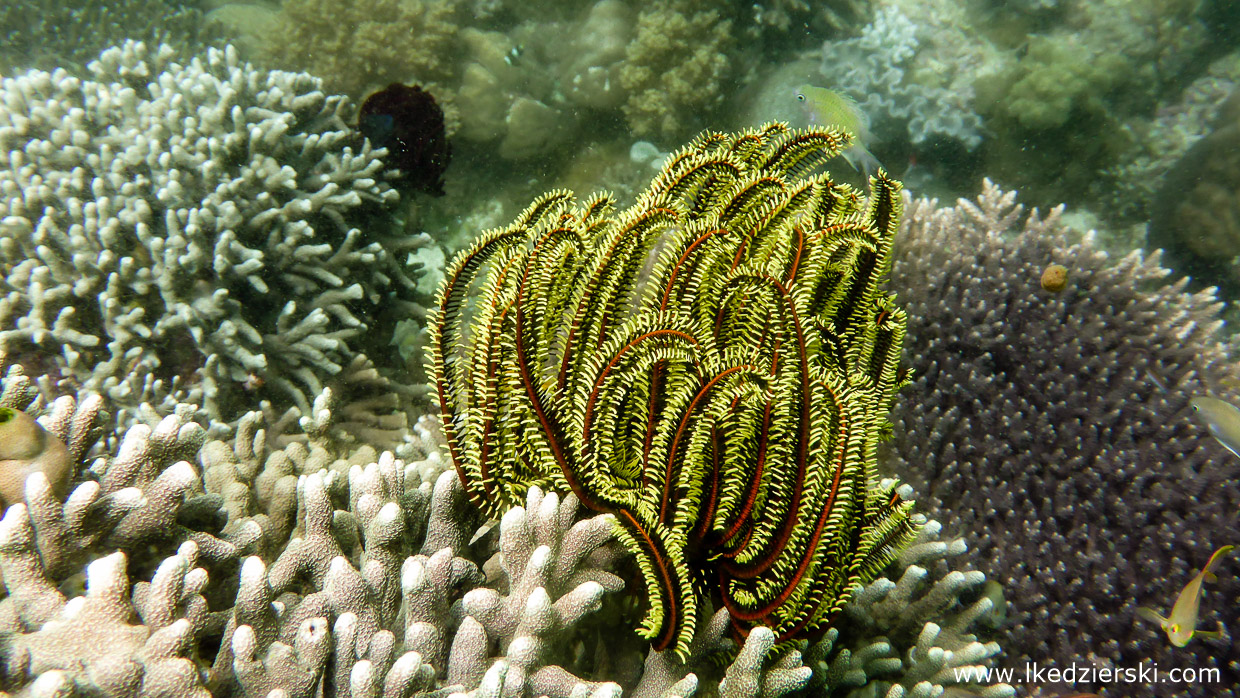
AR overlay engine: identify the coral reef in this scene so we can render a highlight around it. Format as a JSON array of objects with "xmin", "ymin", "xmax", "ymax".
[
  {"xmin": 744, "ymin": 0, "xmax": 869, "ymax": 43},
  {"xmin": 807, "ymin": 519, "xmax": 1014, "ymax": 698},
  {"xmin": 882, "ymin": 182, "xmax": 1240, "ymax": 697},
  {"xmin": 1100, "ymin": 53, "xmax": 1240, "ymax": 227},
  {"xmin": 973, "ymin": 0, "xmax": 1224, "ymax": 208},
  {"xmin": 816, "ymin": 5, "xmax": 986, "ymax": 150},
  {"xmin": 618, "ymin": 2, "xmax": 734, "ymax": 141},
  {"xmin": 1147, "ymin": 90, "xmax": 1240, "ymax": 296},
  {"xmin": 0, "ymin": 41, "xmax": 433, "ymax": 432},
  {"xmin": 430, "ymin": 123, "xmax": 920, "ymax": 658},
  {"xmin": 259, "ymin": 0, "xmax": 749, "ymax": 164},
  {"xmin": 0, "ymin": 338, "xmax": 1012, "ymax": 696},
  {"xmin": 0, "ymin": 0, "xmax": 223, "ymax": 74},
  {"xmin": 265, "ymin": 0, "xmax": 459, "ymax": 100}
]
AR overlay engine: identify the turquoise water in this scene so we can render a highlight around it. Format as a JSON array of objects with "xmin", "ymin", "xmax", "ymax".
[{"xmin": 0, "ymin": 1, "xmax": 1237, "ymax": 697}]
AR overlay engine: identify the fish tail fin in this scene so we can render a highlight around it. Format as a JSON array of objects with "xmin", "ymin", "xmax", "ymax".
[
  {"xmin": 1203, "ymin": 545, "xmax": 1236, "ymax": 579},
  {"xmin": 852, "ymin": 146, "xmax": 882, "ymax": 179},
  {"xmin": 1136, "ymin": 606, "xmax": 1168, "ymax": 626},
  {"xmin": 842, "ymin": 146, "xmax": 883, "ymax": 192}
]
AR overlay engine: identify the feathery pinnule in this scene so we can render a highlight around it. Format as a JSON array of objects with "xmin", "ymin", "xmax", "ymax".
[{"xmin": 429, "ymin": 123, "xmax": 920, "ymax": 658}]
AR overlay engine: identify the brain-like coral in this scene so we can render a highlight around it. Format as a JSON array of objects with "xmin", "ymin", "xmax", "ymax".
[
  {"xmin": 618, "ymin": 1, "xmax": 734, "ymax": 141},
  {"xmin": 0, "ymin": 41, "xmax": 431, "ymax": 431}
]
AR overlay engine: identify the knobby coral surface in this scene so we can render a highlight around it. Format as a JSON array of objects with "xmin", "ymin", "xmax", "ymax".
[
  {"xmin": 618, "ymin": 2, "xmax": 733, "ymax": 141},
  {"xmin": 0, "ymin": 346, "xmax": 1015, "ymax": 696},
  {"xmin": 0, "ymin": 42, "xmax": 432, "ymax": 431},
  {"xmin": 883, "ymin": 181, "xmax": 1240, "ymax": 697},
  {"xmin": 430, "ymin": 122, "xmax": 921, "ymax": 658},
  {"xmin": 265, "ymin": 0, "xmax": 459, "ymax": 101}
]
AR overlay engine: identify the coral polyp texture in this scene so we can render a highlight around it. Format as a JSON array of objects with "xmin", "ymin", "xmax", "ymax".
[
  {"xmin": 0, "ymin": 42, "xmax": 432, "ymax": 431},
  {"xmin": 883, "ymin": 182, "xmax": 1240, "ymax": 697},
  {"xmin": 429, "ymin": 123, "xmax": 921, "ymax": 658},
  {"xmin": 0, "ymin": 349, "xmax": 1014, "ymax": 696}
]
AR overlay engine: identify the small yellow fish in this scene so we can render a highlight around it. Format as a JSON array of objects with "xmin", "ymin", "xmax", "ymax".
[
  {"xmin": 794, "ymin": 85, "xmax": 881, "ymax": 176},
  {"xmin": 1137, "ymin": 544, "xmax": 1234, "ymax": 646},
  {"xmin": 1190, "ymin": 396, "xmax": 1240, "ymax": 458}
]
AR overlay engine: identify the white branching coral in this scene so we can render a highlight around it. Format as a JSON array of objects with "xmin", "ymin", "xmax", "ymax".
[
  {"xmin": 202, "ymin": 468, "xmax": 630, "ymax": 698},
  {"xmin": 0, "ymin": 374, "xmax": 1013, "ymax": 697},
  {"xmin": 0, "ymin": 40, "xmax": 432, "ymax": 432},
  {"xmin": 803, "ymin": 519, "xmax": 1015, "ymax": 698},
  {"xmin": 0, "ymin": 538, "xmax": 212, "ymax": 695}
]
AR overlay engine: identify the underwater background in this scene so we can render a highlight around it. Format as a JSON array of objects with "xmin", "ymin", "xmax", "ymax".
[{"xmin": 0, "ymin": 0, "xmax": 1238, "ymax": 696}]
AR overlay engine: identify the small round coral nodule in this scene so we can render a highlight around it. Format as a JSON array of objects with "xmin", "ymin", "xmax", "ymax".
[
  {"xmin": 0, "ymin": 407, "xmax": 71, "ymax": 507},
  {"xmin": 1040, "ymin": 263, "xmax": 1069, "ymax": 292}
]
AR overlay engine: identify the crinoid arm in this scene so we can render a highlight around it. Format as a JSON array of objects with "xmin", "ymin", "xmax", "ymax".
[{"xmin": 429, "ymin": 124, "xmax": 921, "ymax": 659}]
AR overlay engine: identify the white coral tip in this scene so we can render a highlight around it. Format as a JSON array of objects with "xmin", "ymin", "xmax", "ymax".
[{"xmin": 240, "ymin": 556, "xmax": 266, "ymax": 585}]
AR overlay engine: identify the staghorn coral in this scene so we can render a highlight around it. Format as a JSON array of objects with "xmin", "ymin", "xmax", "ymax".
[
  {"xmin": 429, "ymin": 123, "xmax": 920, "ymax": 658},
  {"xmin": 5, "ymin": 407, "xmax": 255, "ymax": 586},
  {"xmin": 197, "ymin": 404, "xmax": 628, "ymax": 696},
  {"xmin": 0, "ymin": 41, "xmax": 433, "ymax": 432},
  {"xmin": 621, "ymin": 515, "xmax": 1014, "ymax": 698},
  {"xmin": 0, "ymin": 541, "xmax": 212, "ymax": 695},
  {"xmin": 199, "ymin": 411, "xmax": 1006, "ymax": 697},
  {"xmin": 0, "ymin": 373, "xmax": 250, "ymax": 692},
  {"xmin": 0, "ymin": 362, "xmax": 614, "ymax": 695},
  {"xmin": 882, "ymin": 181, "xmax": 1240, "ymax": 698},
  {"xmin": 805, "ymin": 518, "xmax": 1014, "ymax": 698}
]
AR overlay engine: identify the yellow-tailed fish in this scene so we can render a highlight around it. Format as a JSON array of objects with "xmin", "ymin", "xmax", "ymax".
[
  {"xmin": 1137, "ymin": 544, "xmax": 1234, "ymax": 646},
  {"xmin": 794, "ymin": 85, "xmax": 881, "ymax": 176},
  {"xmin": 1190, "ymin": 396, "xmax": 1240, "ymax": 458}
]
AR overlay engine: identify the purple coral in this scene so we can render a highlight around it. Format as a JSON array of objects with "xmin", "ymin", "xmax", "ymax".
[{"xmin": 882, "ymin": 181, "xmax": 1240, "ymax": 697}]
